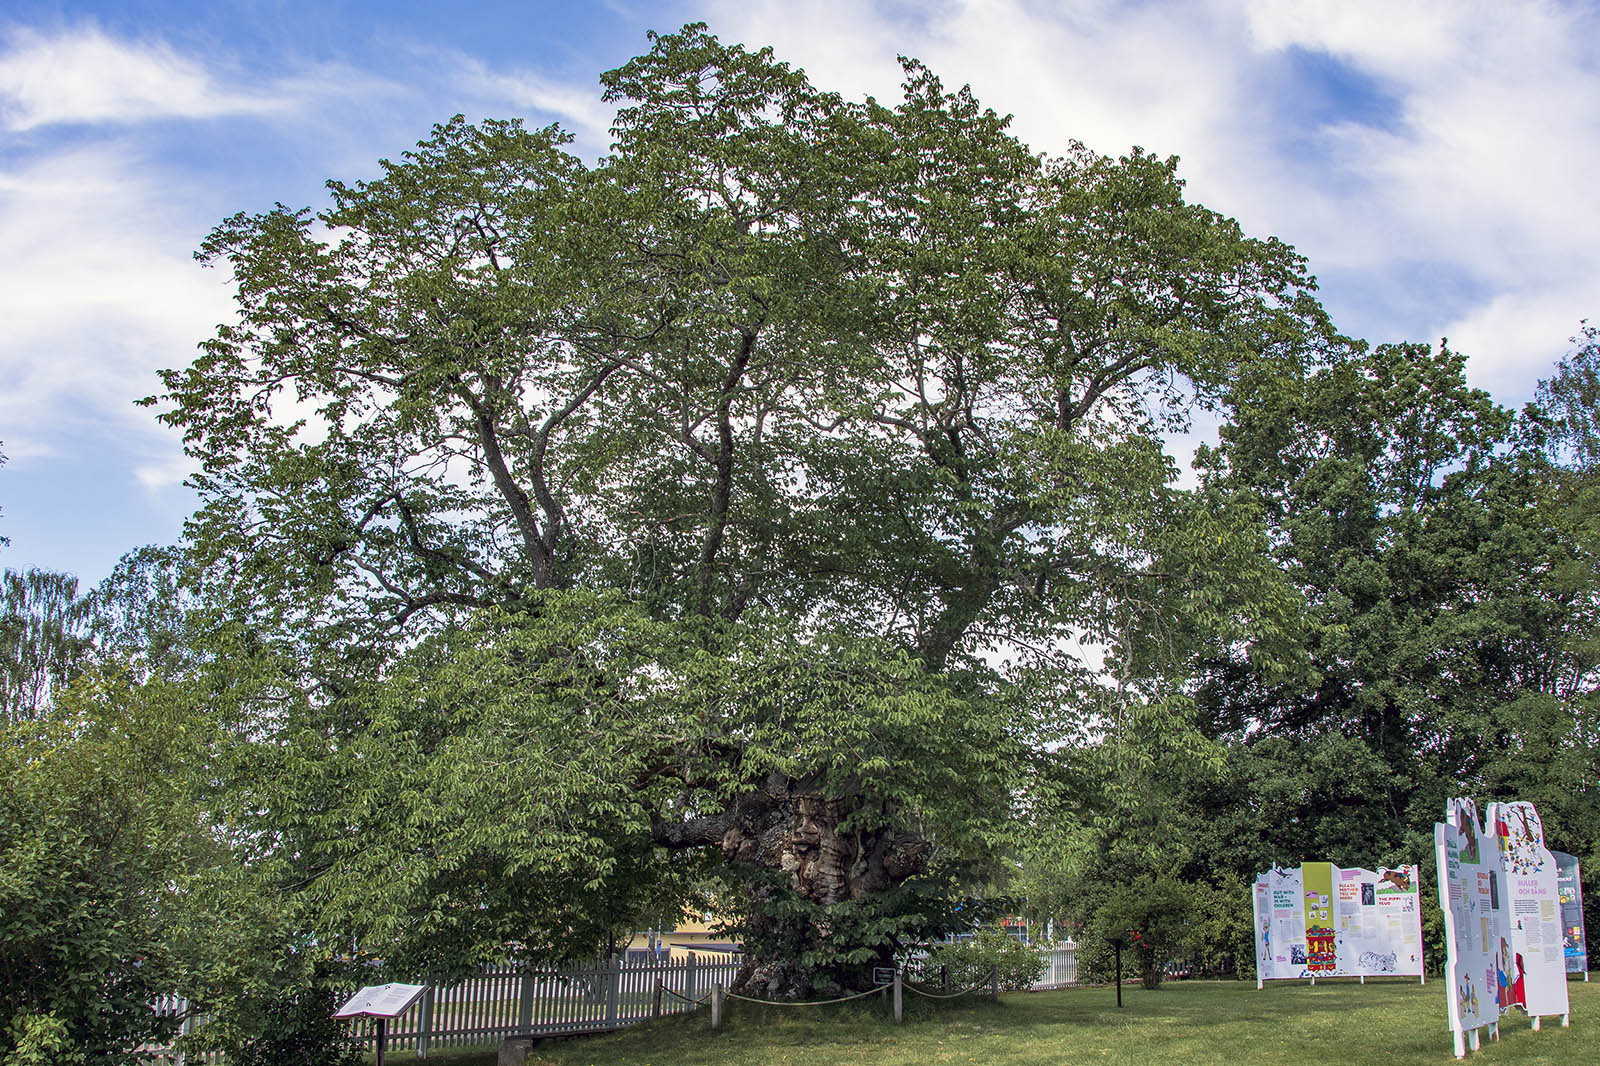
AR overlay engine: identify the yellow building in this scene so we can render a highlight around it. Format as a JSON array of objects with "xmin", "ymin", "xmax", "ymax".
[{"xmin": 623, "ymin": 915, "xmax": 740, "ymax": 961}]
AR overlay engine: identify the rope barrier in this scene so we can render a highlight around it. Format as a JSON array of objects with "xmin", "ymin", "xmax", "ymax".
[
  {"xmin": 658, "ymin": 985, "xmax": 712, "ymax": 1006},
  {"xmin": 724, "ymin": 984, "xmax": 887, "ymax": 1007},
  {"xmin": 903, "ymin": 981, "xmax": 990, "ymax": 1000},
  {"xmin": 660, "ymin": 974, "xmax": 990, "ymax": 1009}
]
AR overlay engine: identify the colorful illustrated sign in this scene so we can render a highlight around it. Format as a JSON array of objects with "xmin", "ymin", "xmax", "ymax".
[
  {"xmin": 1304, "ymin": 862, "xmax": 1336, "ymax": 973},
  {"xmin": 1437, "ymin": 797, "xmax": 1503, "ymax": 1045},
  {"xmin": 1254, "ymin": 861, "xmax": 1422, "ymax": 983},
  {"xmin": 1552, "ymin": 851, "xmax": 1588, "ymax": 975},
  {"xmin": 1488, "ymin": 801, "xmax": 1569, "ymax": 1019}
]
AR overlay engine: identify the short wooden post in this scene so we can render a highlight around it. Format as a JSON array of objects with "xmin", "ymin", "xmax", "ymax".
[
  {"xmin": 893, "ymin": 971, "xmax": 903, "ymax": 1024},
  {"xmin": 1532, "ymin": 1015, "xmax": 1541, "ymax": 1031},
  {"xmin": 990, "ymin": 964, "xmax": 999, "ymax": 1001},
  {"xmin": 711, "ymin": 983, "xmax": 723, "ymax": 1029},
  {"xmin": 940, "ymin": 964, "xmax": 949, "ymax": 993},
  {"xmin": 652, "ymin": 977, "xmax": 663, "ymax": 1019},
  {"xmin": 376, "ymin": 1018, "xmax": 388, "ymax": 1066},
  {"xmin": 686, "ymin": 952, "xmax": 698, "ymax": 1006}
]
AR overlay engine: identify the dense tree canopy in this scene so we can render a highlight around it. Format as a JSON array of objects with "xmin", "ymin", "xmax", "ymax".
[{"xmin": 149, "ymin": 24, "xmax": 1332, "ymax": 995}]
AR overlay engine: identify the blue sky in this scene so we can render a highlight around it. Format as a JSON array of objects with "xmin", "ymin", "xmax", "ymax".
[{"xmin": 3, "ymin": 0, "xmax": 1598, "ymax": 586}]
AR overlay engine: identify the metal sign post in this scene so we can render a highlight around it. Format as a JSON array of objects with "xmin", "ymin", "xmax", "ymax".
[{"xmin": 1111, "ymin": 937, "xmax": 1124, "ymax": 1008}]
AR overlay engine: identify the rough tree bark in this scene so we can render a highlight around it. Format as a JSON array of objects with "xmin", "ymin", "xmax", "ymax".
[{"xmin": 651, "ymin": 771, "xmax": 932, "ymax": 997}]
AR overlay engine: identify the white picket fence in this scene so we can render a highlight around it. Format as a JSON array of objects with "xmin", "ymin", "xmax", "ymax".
[
  {"xmin": 142, "ymin": 953, "xmax": 743, "ymax": 1064},
  {"xmin": 1034, "ymin": 945, "xmax": 1079, "ymax": 989},
  {"xmin": 143, "ymin": 945, "xmax": 1078, "ymax": 1062}
]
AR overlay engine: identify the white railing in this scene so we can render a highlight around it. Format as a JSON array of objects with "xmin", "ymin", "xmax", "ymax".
[{"xmin": 141, "ymin": 953, "xmax": 744, "ymax": 1063}]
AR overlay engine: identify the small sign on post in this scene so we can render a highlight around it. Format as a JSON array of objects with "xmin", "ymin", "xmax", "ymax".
[
  {"xmin": 872, "ymin": 967, "xmax": 896, "ymax": 986},
  {"xmin": 333, "ymin": 983, "xmax": 428, "ymax": 1066}
]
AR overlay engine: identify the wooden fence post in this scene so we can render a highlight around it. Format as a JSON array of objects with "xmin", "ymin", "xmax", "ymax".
[
  {"xmin": 518, "ymin": 969, "xmax": 535, "ymax": 1033},
  {"xmin": 686, "ymin": 952, "xmax": 698, "ymax": 1006},
  {"xmin": 652, "ymin": 976, "xmax": 663, "ymax": 1019},
  {"xmin": 990, "ymin": 965, "xmax": 999, "ymax": 1001},
  {"xmin": 711, "ymin": 983, "xmax": 723, "ymax": 1030},
  {"xmin": 940, "ymin": 964, "xmax": 949, "ymax": 993},
  {"xmin": 605, "ymin": 955, "xmax": 621, "ymax": 1029},
  {"xmin": 417, "ymin": 984, "xmax": 435, "ymax": 1058},
  {"xmin": 893, "ymin": 971, "xmax": 903, "ymax": 1024}
]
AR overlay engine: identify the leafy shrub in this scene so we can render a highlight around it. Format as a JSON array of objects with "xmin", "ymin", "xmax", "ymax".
[
  {"xmin": 6, "ymin": 1012, "xmax": 82, "ymax": 1066},
  {"xmin": 193, "ymin": 970, "xmax": 362, "ymax": 1066},
  {"xmin": 1, "ymin": 688, "xmax": 196, "ymax": 1065},
  {"xmin": 926, "ymin": 926, "xmax": 1046, "ymax": 991},
  {"xmin": 1183, "ymin": 880, "xmax": 1254, "ymax": 978}
]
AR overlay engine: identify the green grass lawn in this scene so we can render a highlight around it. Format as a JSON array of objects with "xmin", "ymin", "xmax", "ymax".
[
  {"xmin": 401, "ymin": 977, "xmax": 1600, "ymax": 1066},
  {"xmin": 390, "ymin": 979, "xmax": 1600, "ymax": 1062}
]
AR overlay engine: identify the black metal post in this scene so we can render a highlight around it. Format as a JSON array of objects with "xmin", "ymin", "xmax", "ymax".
[
  {"xmin": 376, "ymin": 1018, "xmax": 387, "ymax": 1066},
  {"xmin": 1113, "ymin": 938, "xmax": 1124, "ymax": 1008}
]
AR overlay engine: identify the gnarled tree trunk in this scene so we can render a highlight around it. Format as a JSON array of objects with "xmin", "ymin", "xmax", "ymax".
[{"xmin": 651, "ymin": 772, "xmax": 931, "ymax": 998}]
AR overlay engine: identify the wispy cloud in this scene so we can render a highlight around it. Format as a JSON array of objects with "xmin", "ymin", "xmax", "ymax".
[
  {"xmin": 0, "ymin": 23, "xmax": 285, "ymax": 130},
  {"xmin": 445, "ymin": 51, "xmax": 617, "ymax": 150}
]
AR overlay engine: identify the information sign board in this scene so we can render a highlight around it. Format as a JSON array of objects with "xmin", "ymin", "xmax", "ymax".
[
  {"xmin": 1486, "ymin": 801, "xmax": 1569, "ymax": 1020},
  {"xmin": 1253, "ymin": 861, "xmax": 1422, "ymax": 985},
  {"xmin": 333, "ymin": 983, "xmax": 428, "ymax": 1019},
  {"xmin": 1553, "ymin": 851, "xmax": 1588, "ymax": 976}
]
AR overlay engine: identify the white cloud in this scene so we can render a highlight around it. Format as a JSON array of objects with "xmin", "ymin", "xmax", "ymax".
[
  {"xmin": 0, "ymin": 23, "xmax": 284, "ymax": 130},
  {"xmin": 695, "ymin": 0, "xmax": 1600, "ymax": 402},
  {"xmin": 0, "ymin": 141, "xmax": 234, "ymax": 462}
]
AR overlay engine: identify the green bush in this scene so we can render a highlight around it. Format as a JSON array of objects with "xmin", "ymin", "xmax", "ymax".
[
  {"xmin": 927, "ymin": 926, "xmax": 1046, "ymax": 991},
  {"xmin": 189, "ymin": 964, "xmax": 362, "ymax": 1066},
  {"xmin": 1078, "ymin": 875, "xmax": 1194, "ymax": 989},
  {"xmin": 1183, "ymin": 880, "xmax": 1255, "ymax": 979},
  {"xmin": 6, "ymin": 1012, "xmax": 82, "ymax": 1066}
]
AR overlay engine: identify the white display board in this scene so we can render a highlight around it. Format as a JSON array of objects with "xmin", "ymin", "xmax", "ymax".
[
  {"xmin": 1437, "ymin": 796, "xmax": 1503, "ymax": 1052},
  {"xmin": 1487, "ymin": 801, "xmax": 1570, "ymax": 1019},
  {"xmin": 1436, "ymin": 797, "xmax": 1571, "ymax": 1059},
  {"xmin": 1333, "ymin": 865, "xmax": 1424, "ymax": 976},
  {"xmin": 1253, "ymin": 861, "xmax": 1422, "ymax": 985}
]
